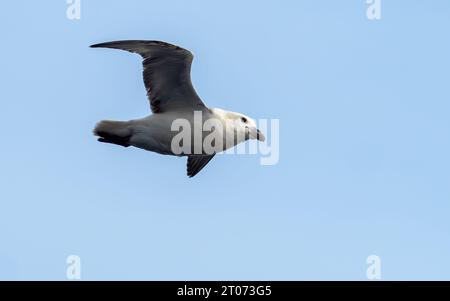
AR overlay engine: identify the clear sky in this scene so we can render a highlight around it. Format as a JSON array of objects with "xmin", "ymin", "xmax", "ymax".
[{"xmin": 1, "ymin": 1, "xmax": 449, "ymax": 280}]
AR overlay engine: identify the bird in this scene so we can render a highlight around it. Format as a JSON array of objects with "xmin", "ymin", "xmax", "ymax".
[{"xmin": 91, "ymin": 40, "xmax": 265, "ymax": 177}]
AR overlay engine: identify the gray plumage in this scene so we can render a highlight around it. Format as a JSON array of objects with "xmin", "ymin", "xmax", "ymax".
[{"xmin": 91, "ymin": 40, "xmax": 206, "ymax": 114}]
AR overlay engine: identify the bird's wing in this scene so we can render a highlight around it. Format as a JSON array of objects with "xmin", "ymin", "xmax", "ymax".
[
  {"xmin": 91, "ymin": 40, "xmax": 207, "ymax": 113},
  {"xmin": 187, "ymin": 155, "xmax": 215, "ymax": 178}
]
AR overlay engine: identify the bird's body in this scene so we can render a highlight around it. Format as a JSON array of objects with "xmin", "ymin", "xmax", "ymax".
[
  {"xmin": 91, "ymin": 40, "xmax": 264, "ymax": 177},
  {"xmin": 95, "ymin": 109, "xmax": 213, "ymax": 156}
]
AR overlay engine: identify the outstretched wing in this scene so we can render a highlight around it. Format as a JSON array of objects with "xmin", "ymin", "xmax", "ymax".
[
  {"xmin": 187, "ymin": 155, "xmax": 215, "ymax": 178},
  {"xmin": 91, "ymin": 40, "xmax": 207, "ymax": 113}
]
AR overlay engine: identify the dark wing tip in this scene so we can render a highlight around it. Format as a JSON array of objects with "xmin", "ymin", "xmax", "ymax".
[
  {"xmin": 89, "ymin": 41, "xmax": 134, "ymax": 49},
  {"xmin": 89, "ymin": 40, "xmax": 191, "ymax": 54},
  {"xmin": 186, "ymin": 155, "xmax": 215, "ymax": 178}
]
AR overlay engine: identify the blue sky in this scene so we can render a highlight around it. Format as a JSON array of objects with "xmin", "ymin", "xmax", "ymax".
[{"xmin": 1, "ymin": 1, "xmax": 449, "ymax": 280}]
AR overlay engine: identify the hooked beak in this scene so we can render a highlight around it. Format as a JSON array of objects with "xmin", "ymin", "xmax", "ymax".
[
  {"xmin": 256, "ymin": 129, "xmax": 266, "ymax": 142},
  {"xmin": 249, "ymin": 128, "xmax": 265, "ymax": 142}
]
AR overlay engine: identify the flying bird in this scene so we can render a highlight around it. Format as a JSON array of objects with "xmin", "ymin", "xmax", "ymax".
[{"xmin": 91, "ymin": 40, "xmax": 265, "ymax": 177}]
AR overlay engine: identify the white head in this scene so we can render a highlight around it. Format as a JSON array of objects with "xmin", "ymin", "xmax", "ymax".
[{"xmin": 210, "ymin": 108, "xmax": 265, "ymax": 142}]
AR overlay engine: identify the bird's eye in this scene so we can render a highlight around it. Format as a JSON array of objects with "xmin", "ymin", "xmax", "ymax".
[{"xmin": 241, "ymin": 117, "xmax": 247, "ymax": 123}]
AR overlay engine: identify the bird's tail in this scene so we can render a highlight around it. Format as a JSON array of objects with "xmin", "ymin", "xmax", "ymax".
[{"xmin": 93, "ymin": 120, "xmax": 132, "ymax": 147}]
